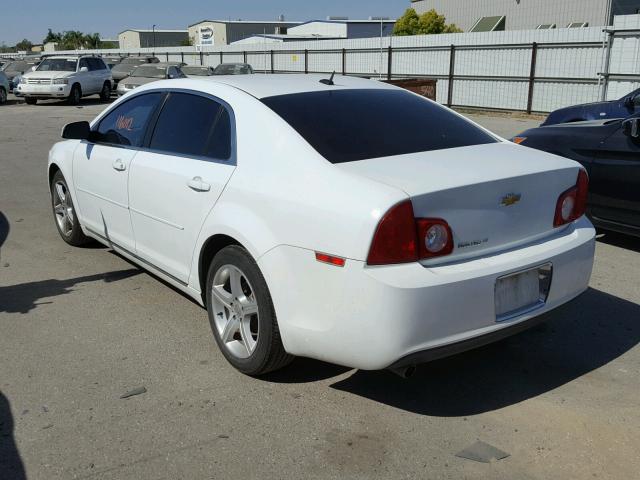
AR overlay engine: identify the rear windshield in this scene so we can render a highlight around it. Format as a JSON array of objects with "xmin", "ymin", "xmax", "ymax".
[
  {"xmin": 262, "ymin": 89, "xmax": 497, "ymax": 163},
  {"xmin": 131, "ymin": 65, "xmax": 167, "ymax": 79}
]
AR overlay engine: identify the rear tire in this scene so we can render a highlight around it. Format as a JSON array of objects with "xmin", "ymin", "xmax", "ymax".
[
  {"xmin": 51, "ymin": 170, "xmax": 90, "ymax": 246},
  {"xmin": 0, "ymin": 87, "xmax": 6, "ymax": 104},
  {"xmin": 206, "ymin": 245, "xmax": 293, "ymax": 375},
  {"xmin": 25, "ymin": 97, "xmax": 37, "ymax": 105},
  {"xmin": 99, "ymin": 82, "xmax": 111, "ymax": 102},
  {"xmin": 67, "ymin": 84, "xmax": 81, "ymax": 105}
]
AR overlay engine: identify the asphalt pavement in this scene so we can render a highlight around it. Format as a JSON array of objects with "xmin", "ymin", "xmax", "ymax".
[{"xmin": 1, "ymin": 94, "xmax": 639, "ymax": 480}]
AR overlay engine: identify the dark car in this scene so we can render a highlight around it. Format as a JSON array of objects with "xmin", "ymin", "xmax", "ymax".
[
  {"xmin": 542, "ymin": 88, "xmax": 640, "ymax": 126},
  {"xmin": 514, "ymin": 114, "xmax": 640, "ymax": 237}
]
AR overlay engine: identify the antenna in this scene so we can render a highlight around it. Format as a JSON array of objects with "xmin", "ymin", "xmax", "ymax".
[{"xmin": 319, "ymin": 71, "xmax": 336, "ymax": 85}]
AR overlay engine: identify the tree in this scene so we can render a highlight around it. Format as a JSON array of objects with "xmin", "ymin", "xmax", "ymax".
[
  {"xmin": 15, "ymin": 39, "xmax": 33, "ymax": 52},
  {"xmin": 394, "ymin": 8, "xmax": 462, "ymax": 36},
  {"xmin": 43, "ymin": 28, "xmax": 61, "ymax": 44}
]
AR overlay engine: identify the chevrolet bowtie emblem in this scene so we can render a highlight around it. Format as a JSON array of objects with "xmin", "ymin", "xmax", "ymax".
[{"xmin": 501, "ymin": 193, "xmax": 522, "ymax": 207}]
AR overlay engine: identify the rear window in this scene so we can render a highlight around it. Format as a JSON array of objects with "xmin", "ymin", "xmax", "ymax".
[{"xmin": 261, "ymin": 89, "xmax": 497, "ymax": 163}]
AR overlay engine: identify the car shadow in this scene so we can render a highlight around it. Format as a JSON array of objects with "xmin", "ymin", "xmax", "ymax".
[
  {"xmin": 596, "ymin": 229, "xmax": 640, "ymax": 253},
  {"xmin": 0, "ymin": 211, "xmax": 9, "ymax": 249},
  {"xmin": 0, "ymin": 269, "xmax": 141, "ymax": 314},
  {"xmin": 0, "ymin": 392, "xmax": 26, "ymax": 479},
  {"xmin": 262, "ymin": 357, "xmax": 352, "ymax": 384},
  {"xmin": 21, "ymin": 97, "xmax": 113, "ymax": 107},
  {"xmin": 321, "ymin": 288, "xmax": 639, "ymax": 416}
]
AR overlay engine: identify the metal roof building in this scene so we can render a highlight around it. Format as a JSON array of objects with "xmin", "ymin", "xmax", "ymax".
[
  {"xmin": 188, "ymin": 20, "xmax": 301, "ymax": 46},
  {"xmin": 410, "ymin": 0, "xmax": 640, "ymax": 32},
  {"xmin": 287, "ymin": 19, "xmax": 396, "ymax": 39},
  {"xmin": 118, "ymin": 29, "xmax": 189, "ymax": 49}
]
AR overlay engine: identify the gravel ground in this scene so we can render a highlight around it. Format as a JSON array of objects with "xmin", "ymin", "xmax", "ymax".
[{"xmin": 0, "ymin": 94, "xmax": 639, "ymax": 480}]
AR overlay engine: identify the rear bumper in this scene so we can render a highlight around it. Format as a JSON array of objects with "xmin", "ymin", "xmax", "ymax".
[
  {"xmin": 259, "ymin": 217, "xmax": 595, "ymax": 370},
  {"xmin": 388, "ymin": 308, "xmax": 553, "ymax": 369}
]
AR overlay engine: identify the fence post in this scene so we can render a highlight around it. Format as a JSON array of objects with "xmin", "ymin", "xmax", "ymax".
[
  {"xmin": 181, "ymin": 51, "xmax": 184, "ymax": 63},
  {"xmin": 342, "ymin": 48, "xmax": 346, "ymax": 75},
  {"xmin": 447, "ymin": 45, "xmax": 456, "ymax": 107},
  {"xmin": 199, "ymin": 51, "xmax": 204, "ymax": 66},
  {"xmin": 166, "ymin": 52, "xmax": 169, "ymax": 61},
  {"xmin": 526, "ymin": 42, "xmax": 538, "ymax": 114},
  {"xmin": 600, "ymin": 30, "xmax": 614, "ymax": 101},
  {"xmin": 387, "ymin": 46, "xmax": 393, "ymax": 81},
  {"xmin": 243, "ymin": 51, "xmax": 247, "ymax": 63},
  {"xmin": 305, "ymin": 49, "xmax": 309, "ymax": 74},
  {"xmin": 271, "ymin": 50, "xmax": 275, "ymax": 73}
]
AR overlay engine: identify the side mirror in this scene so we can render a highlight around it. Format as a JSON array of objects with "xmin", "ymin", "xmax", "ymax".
[
  {"xmin": 634, "ymin": 95, "xmax": 640, "ymax": 108},
  {"xmin": 61, "ymin": 121, "xmax": 91, "ymax": 140},
  {"xmin": 79, "ymin": 66, "xmax": 88, "ymax": 72},
  {"xmin": 622, "ymin": 118, "xmax": 640, "ymax": 139},
  {"xmin": 31, "ymin": 66, "xmax": 36, "ymax": 72}
]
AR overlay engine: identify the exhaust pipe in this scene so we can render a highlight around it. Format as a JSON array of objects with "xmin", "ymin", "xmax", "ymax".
[{"xmin": 389, "ymin": 365, "xmax": 416, "ymax": 379}]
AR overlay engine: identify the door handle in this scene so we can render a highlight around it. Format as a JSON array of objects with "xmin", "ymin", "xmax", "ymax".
[
  {"xmin": 112, "ymin": 159, "xmax": 126, "ymax": 171},
  {"xmin": 187, "ymin": 176, "xmax": 211, "ymax": 192}
]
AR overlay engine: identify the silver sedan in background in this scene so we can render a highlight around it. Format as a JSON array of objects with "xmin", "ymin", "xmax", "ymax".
[{"xmin": 116, "ymin": 63, "xmax": 186, "ymax": 96}]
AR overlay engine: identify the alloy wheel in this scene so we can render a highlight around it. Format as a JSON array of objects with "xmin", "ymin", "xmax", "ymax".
[
  {"xmin": 210, "ymin": 264, "xmax": 260, "ymax": 359},
  {"xmin": 53, "ymin": 181, "xmax": 74, "ymax": 236}
]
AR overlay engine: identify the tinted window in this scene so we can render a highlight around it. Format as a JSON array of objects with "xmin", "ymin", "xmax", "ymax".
[
  {"xmin": 149, "ymin": 93, "xmax": 232, "ymax": 160},
  {"xmin": 96, "ymin": 93, "xmax": 163, "ymax": 147},
  {"xmin": 262, "ymin": 89, "xmax": 498, "ymax": 163},
  {"xmin": 87, "ymin": 58, "xmax": 106, "ymax": 71}
]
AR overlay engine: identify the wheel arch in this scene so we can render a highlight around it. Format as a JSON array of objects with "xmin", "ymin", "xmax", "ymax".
[
  {"xmin": 48, "ymin": 163, "xmax": 61, "ymax": 190},
  {"xmin": 197, "ymin": 233, "xmax": 244, "ymax": 302}
]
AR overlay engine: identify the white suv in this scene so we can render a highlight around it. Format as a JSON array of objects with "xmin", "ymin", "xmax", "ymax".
[{"xmin": 17, "ymin": 55, "xmax": 112, "ymax": 105}]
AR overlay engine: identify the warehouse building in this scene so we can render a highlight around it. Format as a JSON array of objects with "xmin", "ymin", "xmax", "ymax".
[
  {"xmin": 287, "ymin": 18, "xmax": 396, "ymax": 39},
  {"xmin": 410, "ymin": 0, "xmax": 640, "ymax": 32},
  {"xmin": 118, "ymin": 29, "xmax": 189, "ymax": 49},
  {"xmin": 231, "ymin": 18, "xmax": 396, "ymax": 45},
  {"xmin": 188, "ymin": 20, "xmax": 301, "ymax": 46}
]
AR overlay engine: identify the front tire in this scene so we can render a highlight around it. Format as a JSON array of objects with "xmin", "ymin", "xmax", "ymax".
[
  {"xmin": 68, "ymin": 84, "xmax": 81, "ymax": 105},
  {"xmin": 0, "ymin": 87, "xmax": 6, "ymax": 104},
  {"xmin": 51, "ymin": 170, "xmax": 89, "ymax": 246},
  {"xmin": 99, "ymin": 82, "xmax": 111, "ymax": 102},
  {"xmin": 206, "ymin": 245, "xmax": 293, "ymax": 375}
]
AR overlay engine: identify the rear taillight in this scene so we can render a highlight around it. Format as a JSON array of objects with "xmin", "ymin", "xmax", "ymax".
[
  {"xmin": 367, "ymin": 200, "xmax": 453, "ymax": 265},
  {"xmin": 554, "ymin": 169, "xmax": 589, "ymax": 227}
]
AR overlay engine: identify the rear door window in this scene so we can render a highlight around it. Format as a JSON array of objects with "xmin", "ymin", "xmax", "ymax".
[
  {"xmin": 149, "ymin": 92, "xmax": 232, "ymax": 160},
  {"xmin": 95, "ymin": 92, "xmax": 164, "ymax": 147},
  {"xmin": 262, "ymin": 89, "xmax": 498, "ymax": 163}
]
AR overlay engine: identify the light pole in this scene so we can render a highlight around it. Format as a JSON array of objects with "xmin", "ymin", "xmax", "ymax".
[{"xmin": 152, "ymin": 24, "xmax": 156, "ymax": 50}]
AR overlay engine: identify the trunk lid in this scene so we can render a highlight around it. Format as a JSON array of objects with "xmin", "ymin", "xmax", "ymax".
[{"xmin": 337, "ymin": 142, "xmax": 582, "ymax": 264}]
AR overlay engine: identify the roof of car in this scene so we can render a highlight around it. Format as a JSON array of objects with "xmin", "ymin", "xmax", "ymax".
[
  {"xmin": 204, "ymin": 74, "xmax": 396, "ymax": 99},
  {"xmin": 140, "ymin": 62, "xmax": 184, "ymax": 67}
]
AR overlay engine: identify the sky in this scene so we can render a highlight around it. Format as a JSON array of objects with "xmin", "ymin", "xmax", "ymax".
[{"xmin": 0, "ymin": 0, "xmax": 410, "ymax": 45}]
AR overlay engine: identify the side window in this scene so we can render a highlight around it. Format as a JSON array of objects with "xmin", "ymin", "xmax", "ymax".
[
  {"xmin": 78, "ymin": 58, "xmax": 89, "ymax": 71},
  {"xmin": 87, "ymin": 58, "xmax": 104, "ymax": 71},
  {"xmin": 96, "ymin": 59, "xmax": 107, "ymax": 71},
  {"xmin": 96, "ymin": 92, "xmax": 164, "ymax": 147},
  {"xmin": 149, "ymin": 92, "xmax": 232, "ymax": 160}
]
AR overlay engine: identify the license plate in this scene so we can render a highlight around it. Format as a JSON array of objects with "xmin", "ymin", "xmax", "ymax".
[{"xmin": 495, "ymin": 264, "xmax": 552, "ymax": 321}]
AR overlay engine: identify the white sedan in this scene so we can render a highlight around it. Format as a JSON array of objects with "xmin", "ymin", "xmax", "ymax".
[{"xmin": 48, "ymin": 75, "xmax": 595, "ymax": 376}]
